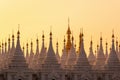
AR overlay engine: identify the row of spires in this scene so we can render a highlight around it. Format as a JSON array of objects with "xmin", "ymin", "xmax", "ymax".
[{"xmin": 0, "ymin": 23, "xmax": 120, "ymax": 72}]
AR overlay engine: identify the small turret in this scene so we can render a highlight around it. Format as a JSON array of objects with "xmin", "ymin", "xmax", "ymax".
[
  {"xmin": 88, "ymin": 38, "xmax": 96, "ymax": 66},
  {"xmin": 105, "ymin": 41, "xmax": 108, "ymax": 60},
  {"xmin": 56, "ymin": 41, "xmax": 60, "ymax": 63}
]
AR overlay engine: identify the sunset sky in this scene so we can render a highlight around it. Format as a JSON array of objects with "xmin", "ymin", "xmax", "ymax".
[{"xmin": 0, "ymin": 0, "xmax": 120, "ymax": 55}]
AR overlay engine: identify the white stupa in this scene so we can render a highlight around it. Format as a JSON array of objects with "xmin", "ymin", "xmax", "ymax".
[
  {"xmin": 4, "ymin": 27, "xmax": 33, "ymax": 80},
  {"xmin": 105, "ymin": 33, "xmax": 120, "ymax": 71},
  {"xmin": 94, "ymin": 36, "xmax": 105, "ymax": 70},
  {"xmin": 61, "ymin": 37, "xmax": 67, "ymax": 68},
  {"xmin": 66, "ymin": 36, "xmax": 76, "ymax": 69},
  {"xmin": 41, "ymin": 31, "xmax": 64, "ymax": 80},
  {"xmin": 37, "ymin": 33, "xmax": 46, "ymax": 70},
  {"xmin": 74, "ymin": 31, "xmax": 91, "ymax": 71},
  {"xmin": 88, "ymin": 39, "xmax": 96, "ymax": 66}
]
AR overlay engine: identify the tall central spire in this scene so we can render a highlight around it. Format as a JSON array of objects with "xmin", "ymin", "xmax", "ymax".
[{"xmin": 66, "ymin": 18, "xmax": 71, "ymax": 53}]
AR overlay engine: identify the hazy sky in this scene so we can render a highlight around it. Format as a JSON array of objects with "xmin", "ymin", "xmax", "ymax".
[{"xmin": 0, "ymin": 0, "xmax": 120, "ymax": 55}]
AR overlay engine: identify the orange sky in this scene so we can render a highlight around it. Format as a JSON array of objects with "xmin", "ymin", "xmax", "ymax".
[{"xmin": 0, "ymin": 0, "xmax": 120, "ymax": 56}]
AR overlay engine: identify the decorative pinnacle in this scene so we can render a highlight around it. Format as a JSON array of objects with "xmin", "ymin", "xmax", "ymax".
[
  {"xmin": 112, "ymin": 29, "xmax": 114, "ymax": 39},
  {"xmin": 8, "ymin": 34, "xmax": 10, "ymax": 42},
  {"xmin": 36, "ymin": 38, "xmax": 39, "ymax": 43},
  {"xmin": 68, "ymin": 17, "xmax": 70, "ymax": 28},
  {"xmin": 67, "ymin": 18, "xmax": 71, "ymax": 34},
  {"xmin": 56, "ymin": 41, "xmax": 58, "ymax": 47},
  {"xmin": 42, "ymin": 31, "xmax": 45, "ymax": 39},
  {"xmin": 81, "ymin": 28, "xmax": 84, "ymax": 37},
  {"xmin": 106, "ymin": 42, "xmax": 108, "ymax": 45},
  {"xmin": 79, "ymin": 28, "xmax": 82, "ymax": 38},
  {"xmin": 17, "ymin": 24, "xmax": 20, "ymax": 39},
  {"xmin": 90, "ymin": 36, "xmax": 93, "ymax": 44},
  {"xmin": 100, "ymin": 32, "xmax": 102, "ymax": 40},
  {"xmin": 26, "ymin": 43, "xmax": 28, "ymax": 47},
  {"xmin": 2, "ymin": 42, "xmax": 4, "ymax": 47},
  {"xmin": 31, "ymin": 40, "xmax": 33, "ymax": 47},
  {"xmin": 50, "ymin": 26, "xmax": 52, "ymax": 38},
  {"xmin": 12, "ymin": 34, "xmax": 14, "ymax": 39},
  {"xmin": 97, "ymin": 44, "xmax": 99, "ymax": 48},
  {"xmin": 12, "ymin": 29, "xmax": 14, "ymax": 39}
]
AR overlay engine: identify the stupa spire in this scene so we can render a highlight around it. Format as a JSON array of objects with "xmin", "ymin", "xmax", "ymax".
[
  {"xmin": 5, "ymin": 41, "xmax": 7, "ymax": 54},
  {"xmin": 95, "ymin": 34, "xmax": 105, "ymax": 70},
  {"xmin": 105, "ymin": 41, "xmax": 108, "ymax": 59},
  {"xmin": 43, "ymin": 30, "xmax": 59, "ymax": 66},
  {"xmin": 8, "ymin": 35, "xmax": 11, "ymax": 52},
  {"xmin": 105, "ymin": 31, "xmax": 120, "ymax": 70},
  {"xmin": 56, "ymin": 41, "xmax": 60, "ymax": 63},
  {"xmin": 26, "ymin": 42, "xmax": 29, "ymax": 62},
  {"xmin": 30, "ymin": 41, "xmax": 33, "ymax": 55},
  {"xmin": 12, "ymin": 33, "xmax": 15, "ymax": 49},
  {"xmin": 66, "ymin": 35, "xmax": 76, "ymax": 67},
  {"xmin": 61, "ymin": 36, "xmax": 68, "ymax": 67},
  {"xmin": 88, "ymin": 37, "xmax": 96, "ymax": 65},
  {"xmin": 112, "ymin": 30, "xmax": 115, "ymax": 51},
  {"xmin": 66, "ymin": 18, "xmax": 71, "ymax": 53},
  {"xmin": 2, "ymin": 42, "xmax": 4, "ymax": 55},
  {"xmin": 42, "ymin": 31, "xmax": 45, "ymax": 49},
  {"xmin": 9, "ymin": 26, "xmax": 28, "ymax": 69},
  {"xmin": 36, "ymin": 37, "xmax": 39, "ymax": 54},
  {"xmin": 116, "ymin": 37, "xmax": 119, "ymax": 55},
  {"xmin": 37, "ymin": 32, "xmax": 46, "ymax": 69},
  {"xmin": 74, "ymin": 29, "xmax": 91, "ymax": 71},
  {"xmin": 79, "ymin": 29, "xmax": 82, "ymax": 51}
]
